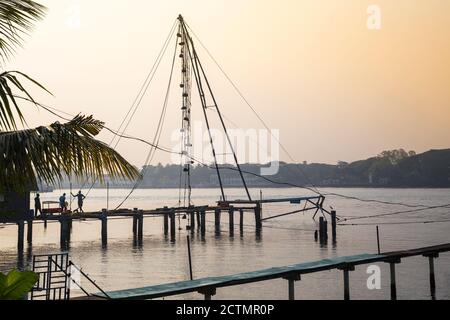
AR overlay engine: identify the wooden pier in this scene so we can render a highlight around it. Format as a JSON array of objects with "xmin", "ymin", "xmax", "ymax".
[
  {"xmin": 6, "ymin": 196, "xmax": 329, "ymax": 251},
  {"xmin": 89, "ymin": 243, "xmax": 450, "ymax": 301}
]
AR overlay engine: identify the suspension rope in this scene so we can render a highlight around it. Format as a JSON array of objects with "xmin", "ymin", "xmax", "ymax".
[
  {"xmin": 28, "ymin": 97, "xmax": 450, "ymax": 220},
  {"xmin": 114, "ymin": 32, "xmax": 179, "ymax": 210},
  {"xmin": 184, "ymin": 22, "xmax": 321, "ymax": 196}
]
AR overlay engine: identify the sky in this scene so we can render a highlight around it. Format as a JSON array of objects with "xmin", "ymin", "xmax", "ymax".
[{"xmin": 7, "ymin": 0, "xmax": 450, "ymax": 167}]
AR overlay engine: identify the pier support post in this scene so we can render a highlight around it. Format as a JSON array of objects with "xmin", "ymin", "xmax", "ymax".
[
  {"xmin": 255, "ymin": 203, "xmax": 262, "ymax": 230},
  {"xmin": 60, "ymin": 218, "xmax": 70, "ymax": 249},
  {"xmin": 338, "ymin": 265, "xmax": 355, "ymax": 300},
  {"xmin": 198, "ymin": 287, "xmax": 216, "ymax": 300},
  {"xmin": 229, "ymin": 208, "xmax": 234, "ymax": 237},
  {"xmin": 200, "ymin": 211, "xmax": 206, "ymax": 238},
  {"xmin": 424, "ymin": 253, "xmax": 439, "ymax": 300},
  {"xmin": 101, "ymin": 209, "xmax": 108, "ymax": 247},
  {"xmin": 385, "ymin": 257, "xmax": 401, "ymax": 300},
  {"xmin": 283, "ymin": 274, "xmax": 301, "ymax": 300},
  {"xmin": 214, "ymin": 209, "xmax": 221, "ymax": 232},
  {"xmin": 170, "ymin": 211, "xmax": 176, "ymax": 242},
  {"xmin": 190, "ymin": 211, "xmax": 195, "ymax": 234},
  {"xmin": 239, "ymin": 209, "xmax": 244, "ymax": 233},
  {"xmin": 196, "ymin": 211, "xmax": 201, "ymax": 230},
  {"xmin": 17, "ymin": 220, "xmax": 25, "ymax": 252},
  {"xmin": 214, "ymin": 209, "xmax": 221, "ymax": 235},
  {"xmin": 331, "ymin": 210, "xmax": 337, "ymax": 241},
  {"xmin": 164, "ymin": 212, "xmax": 169, "ymax": 236},
  {"xmin": 132, "ymin": 208, "xmax": 138, "ymax": 242},
  {"xmin": 137, "ymin": 210, "xmax": 144, "ymax": 245},
  {"xmin": 27, "ymin": 219, "xmax": 33, "ymax": 245}
]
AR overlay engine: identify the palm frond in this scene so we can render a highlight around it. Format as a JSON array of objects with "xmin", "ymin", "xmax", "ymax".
[
  {"xmin": 0, "ymin": 115, "xmax": 140, "ymax": 192},
  {"xmin": 0, "ymin": 0, "xmax": 46, "ymax": 61},
  {"xmin": 0, "ymin": 70, "xmax": 51, "ymax": 130}
]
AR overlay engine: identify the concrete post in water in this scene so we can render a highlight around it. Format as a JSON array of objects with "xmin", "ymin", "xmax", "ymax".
[
  {"xmin": 239, "ymin": 209, "xmax": 244, "ymax": 233},
  {"xmin": 132, "ymin": 208, "xmax": 138, "ymax": 240},
  {"xmin": 138, "ymin": 210, "xmax": 144, "ymax": 245},
  {"xmin": 339, "ymin": 265, "xmax": 355, "ymax": 300},
  {"xmin": 60, "ymin": 218, "xmax": 70, "ymax": 249},
  {"xmin": 284, "ymin": 274, "xmax": 301, "ymax": 300},
  {"xmin": 254, "ymin": 203, "xmax": 262, "ymax": 229},
  {"xmin": 196, "ymin": 211, "xmax": 201, "ymax": 230},
  {"xmin": 27, "ymin": 211, "xmax": 33, "ymax": 245},
  {"xmin": 190, "ymin": 211, "xmax": 195, "ymax": 234},
  {"xmin": 164, "ymin": 212, "xmax": 169, "ymax": 236},
  {"xmin": 200, "ymin": 211, "xmax": 206, "ymax": 237},
  {"xmin": 198, "ymin": 287, "xmax": 216, "ymax": 300},
  {"xmin": 214, "ymin": 209, "xmax": 221, "ymax": 234},
  {"xmin": 101, "ymin": 209, "xmax": 108, "ymax": 247},
  {"xmin": 17, "ymin": 220, "xmax": 25, "ymax": 252},
  {"xmin": 228, "ymin": 208, "xmax": 234, "ymax": 237},
  {"xmin": 331, "ymin": 210, "xmax": 337, "ymax": 241},
  {"xmin": 170, "ymin": 211, "xmax": 176, "ymax": 242},
  {"xmin": 425, "ymin": 253, "xmax": 439, "ymax": 300},
  {"xmin": 319, "ymin": 217, "xmax": 326, "ymax": 242}
]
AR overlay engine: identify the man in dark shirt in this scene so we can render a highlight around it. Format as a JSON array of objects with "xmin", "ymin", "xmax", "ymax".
[
  {"xmin": 71, "ymin": 191, "xmax": 86, "ymax": 213},
  {"xmin": 34, "ymin": 193, "xmax": 42, "ymax": 217}
]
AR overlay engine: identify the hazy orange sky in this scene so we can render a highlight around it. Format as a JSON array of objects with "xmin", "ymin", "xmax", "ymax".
[{"xmin": 8, "ymin": 0, "xmax": 450, "ymax": 166}]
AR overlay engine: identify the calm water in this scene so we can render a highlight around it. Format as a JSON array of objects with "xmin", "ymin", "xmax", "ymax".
[{"xmin": 1, "ymin": 188, "xmax": 449, "ymax": 300}]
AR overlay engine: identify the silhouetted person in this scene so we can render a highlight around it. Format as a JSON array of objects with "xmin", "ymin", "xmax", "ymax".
[
  {"xmin": 34, "ymin": 193, "xmax": 42, "ymax": 217},
  {"xmin": 59, "ymin": 193, "xmax": 67, "ymax": 213},
  {"xmin": 72, "ymin": 191, "xmax": 86, "ymax": 213}
]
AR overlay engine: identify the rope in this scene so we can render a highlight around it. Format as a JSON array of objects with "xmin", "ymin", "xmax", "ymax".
[{"xmin": 114, "ymin": 33, "xmax": 179, "ymax": 209}]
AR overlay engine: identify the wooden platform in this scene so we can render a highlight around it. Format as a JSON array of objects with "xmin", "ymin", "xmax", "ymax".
[{"xmin": 89, "ymin": 243, "xmax": 450, "ymax": 300}]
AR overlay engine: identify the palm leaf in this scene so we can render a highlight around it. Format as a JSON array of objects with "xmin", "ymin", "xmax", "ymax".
[
  {"xmin": 0, "ymin": 115, "xmax": 140, "ymax": 193},
  {"xmin": 0, "ymin": 70, "xmax": 51, "ymax": 130},
  {"xmin": 0, "ymin": 0, "xmax": 46, "ymax": 61}
]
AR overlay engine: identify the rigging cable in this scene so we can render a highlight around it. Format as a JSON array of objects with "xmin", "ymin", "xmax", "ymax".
[
  {"xmin": 27, "ymin": 99, "xmax": 450, "ymax": 216},
  {"xmin": 81, "ymin": 19, "xmax": 178, "ymax": 196},
  {"xmin": 114, "ymin": 31, "xmax": 179, "ymax": 209},
  {"xmin": 184, "ymin": 22, "xmax": 321, "ymax": 196},
  {"xmin": 183, "ymin": 23, "xmax": 449, "ymax": 212}
]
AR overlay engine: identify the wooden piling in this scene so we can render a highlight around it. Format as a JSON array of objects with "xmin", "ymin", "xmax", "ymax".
[
  {"xmin": 200, "ymin": 211, "xmax": 206, "ymax": 237},
  {"xmin": 132, "ymin": 216, "xmax": 138, "ymax": 239},
  {"xmin": 284, "ymin": 274, "xmax": 301, "ymax": 300},
  {"xmin": 17, "ymin": 220, "xmax": 24, "ymax": 252},
  {"xmin": 101, "ymin": 209, "xmax": 108, "ymax": 247},
  {"xmin": 331, "ymin": 210, "xmax": 337, "ymax": 241},
  {"xmin": 60, "ymin": 218, "xmax": 69, "ymax": 249},
  {"xmin": 239, "ymin": 209, "xmax": 244, "ymax": 232},
  {"xmin": 319, "ymin": 217, "xmax": 325, "ymax": 242},
  {"xmin": 339, "ymin": 265, "xmax": 355, "ymax": 300},
  {"xmin": 164, "ymin": 213, "xmax": 169, "ymax": 236},
  {"xmin": 214, "ymin": 209, "xmax": 221, "ymax": 234},
  {"xmin": 138, "ymin": 210, "xmax": 144, "ymax": 245},
  {"xmin": 170, "ymin": 211, "xmax": 176, "ymax": 241},
  {"xmin": 27, "ymin": 219, "xmax": 33, "ymax": 245},
  {"xmin": 229, "ymin": 208, "xmax": 234, "ymax": 237},
  {"xmin": 390, "ymin": 262, "xmax": 397, "ymax": 300},
  {"xmin": 425, "ymin": 253, "xmax": 438, "ymax": 300},
  {"xmin": 132, "ymin": 208, "xmax": 138, "ymax": 239},
  {"xmin": 254, "ymin": 203, "xmax": 262, "ymax": 229},
  {"xmin": 196, "ymin": 211, "xmax": 201, "ymax": 230},
  {"xmin": 190, "ymin": 211, "xmax": 195, "ymax": 234}
]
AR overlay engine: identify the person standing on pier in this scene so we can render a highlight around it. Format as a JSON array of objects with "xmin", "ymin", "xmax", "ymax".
[
  {"xmin": 34, "ymin": 193, "xmax": 42, "ymax": 217},
  {"xmin": 59, "ymin": 193, "xmax": 67, "ymax": 213},
  {"xmin": 71, "ymin": 190, "xmax": 86, "ymax": 213}
]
